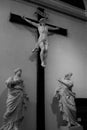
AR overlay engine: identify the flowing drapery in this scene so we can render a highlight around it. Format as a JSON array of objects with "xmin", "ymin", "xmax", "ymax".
[{"xmin": 0, "ymin": 77, "xmax": 28, "ymax": 130}]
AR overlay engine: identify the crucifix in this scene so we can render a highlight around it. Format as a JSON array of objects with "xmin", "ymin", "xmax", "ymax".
[{"xmin": 9, "ymin": 7, "xmax": 67, "ymax": 130}]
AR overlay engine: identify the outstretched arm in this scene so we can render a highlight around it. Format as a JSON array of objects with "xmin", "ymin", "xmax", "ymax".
[
  {"xmin": 48, "ymin": 26, "xmax": 59, "ymax": 31},
  {"xmin": 22, "ymin": 16, "xmax": 38, "ymax": 27},
  {"xmin": 47, "ymin": 24, "xmax": 59, "ymax": 36},
  {"xmin": 47, "ymin": 23, "xmax": 59, "ymax": 31}
]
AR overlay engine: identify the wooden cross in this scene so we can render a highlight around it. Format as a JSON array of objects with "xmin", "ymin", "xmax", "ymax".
[{"xmin": 9, "ymin": 7, "xmax": 67, "ymax": 130}]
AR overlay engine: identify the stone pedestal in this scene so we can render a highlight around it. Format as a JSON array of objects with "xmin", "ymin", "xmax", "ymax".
[{"xmin": 60, "ymin": 125, "xmax": 83, "ymax": 130}]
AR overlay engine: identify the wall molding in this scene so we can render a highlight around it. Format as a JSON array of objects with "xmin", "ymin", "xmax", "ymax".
[{"xmin": 13, "ymin": 0, "xmax": 87, "ymax": 21}]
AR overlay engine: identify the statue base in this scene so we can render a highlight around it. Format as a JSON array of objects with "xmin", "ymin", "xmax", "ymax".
[{"xmin": 60, "ymin": 125, "xmax": 83, "ymax": 130}]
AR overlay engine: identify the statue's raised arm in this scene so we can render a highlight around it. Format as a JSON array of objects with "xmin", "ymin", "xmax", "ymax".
[{"xmin": 22, "ymin": 16, "xmax": 39, "ymax": 28}]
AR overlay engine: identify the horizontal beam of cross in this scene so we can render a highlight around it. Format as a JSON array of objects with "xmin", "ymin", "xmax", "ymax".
[{"xmin": 9, "ymin": 13, "xmax": 68, "ymax": 36}]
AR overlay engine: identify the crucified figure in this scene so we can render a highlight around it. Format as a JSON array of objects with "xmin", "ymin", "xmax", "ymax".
[{"xmin": 22, "ymin": 16, "xmax": 59, "ymax": 67}]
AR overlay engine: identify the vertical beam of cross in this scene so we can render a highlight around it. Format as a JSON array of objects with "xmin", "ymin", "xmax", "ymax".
[
  {"xmin": 35, "ymin": 7, "xmax": 46, "ymax": 130},
  {"xmin": 37, "ymin": 48, "xmax": 45, "ymax": 130}
]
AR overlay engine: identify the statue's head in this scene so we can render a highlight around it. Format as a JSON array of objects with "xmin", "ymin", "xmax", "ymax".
[
  {"xmin": 39, "ymin": 18, "xmax": 47, "ymax": 25},
  {"xmin": 64, "ymin": 72, "xmax": 73, "ymax": 80},
  {"xmin": 14, "ymin": 68, "xmax": 22, "ymax": 77}
]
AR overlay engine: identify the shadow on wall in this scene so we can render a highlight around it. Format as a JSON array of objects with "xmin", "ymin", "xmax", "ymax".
[
  {"xmin": 29, "ymin": 50, "xmax": 37, "ymax": 62},
  {"xmin": 51, "ymin": 96, "xmax": 67, "ymax": 129},
  {"xmin": 0, "ymin": 88, "xmax": 36, "ymax": 130}
]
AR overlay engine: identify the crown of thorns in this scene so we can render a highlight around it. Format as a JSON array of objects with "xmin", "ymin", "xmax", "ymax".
[{"xmin": 39, "ymin": 18, "xmax": 47, "ymax": 23}]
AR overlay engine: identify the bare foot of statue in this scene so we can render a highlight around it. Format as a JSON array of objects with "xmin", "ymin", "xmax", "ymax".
[
  {"xmin": 41, "ymin": 62, "xmax": 46, "ymax": 67},
  {"xmin": 68, "ymin": 122, "xmax": 80, "ymax": 128},
  {"xmin": 67, "ymin": 123, "xmax": 71, "ymax": 127}
]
